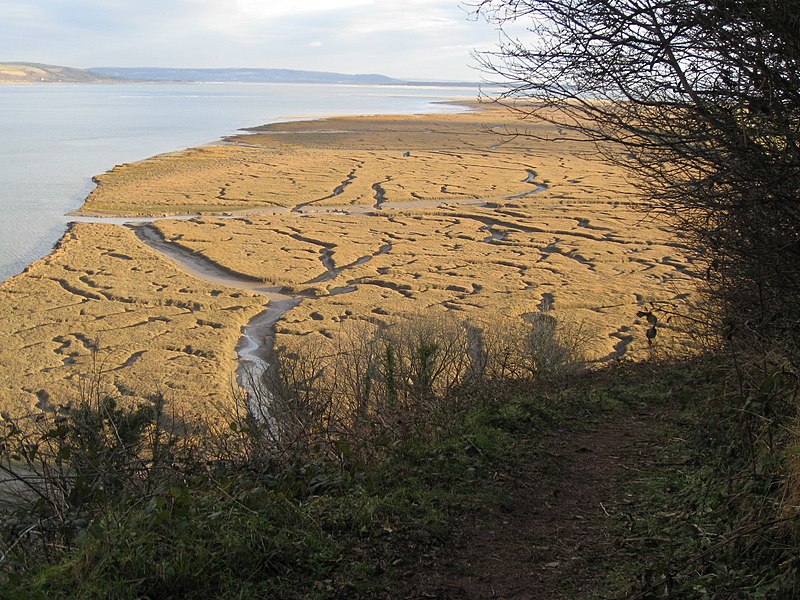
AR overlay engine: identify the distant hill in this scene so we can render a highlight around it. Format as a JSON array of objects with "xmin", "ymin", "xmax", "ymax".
[
  {"xmin": 88, "ymin": 67, "xmax": 405, "ymax": 85},
  {"xmin": 0, "ymin": 63, "xmax": 479, "ymax": 87},
  {"xmin": 0, "ymin": 62, "xmax": 113, "ymax": 83}
]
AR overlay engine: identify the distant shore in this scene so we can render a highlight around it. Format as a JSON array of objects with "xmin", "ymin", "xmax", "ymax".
[{"xmin": 0, "ymin": 62, "xmax": 483, "ymax": 87}]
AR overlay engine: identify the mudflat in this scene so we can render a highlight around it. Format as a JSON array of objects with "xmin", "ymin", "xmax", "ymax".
[
  {"xmin": 0, "ymin": 223, "xmax": 264, "ymax": 419},
  {"xmin": 0, "ymin": 102, "xmax": 697, "ymax": 419}
]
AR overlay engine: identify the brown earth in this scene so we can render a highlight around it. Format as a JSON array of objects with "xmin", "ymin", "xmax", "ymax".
[{"xmin": 397, "ymin": 410, "xmax": 664, "ymax": 599}]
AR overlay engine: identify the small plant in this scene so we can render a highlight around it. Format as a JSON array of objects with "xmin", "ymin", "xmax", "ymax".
[
  {"xmin": 0, "ymin": 389, "xmax": 183, "ymax": 571},
  {"xmin": 231, "ymin": 310, "xmax": 589, "ymax": 472},
  {"xmin": 523, "ymin": 312, "xmax": 588, "ymax": 380}
]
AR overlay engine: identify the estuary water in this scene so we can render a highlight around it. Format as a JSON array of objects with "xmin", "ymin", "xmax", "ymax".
[{"xmin": 0, "ymin": 82, "xmax": 473, "ymax": 282}]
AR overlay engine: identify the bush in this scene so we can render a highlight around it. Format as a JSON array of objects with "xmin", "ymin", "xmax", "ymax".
[
  {"xmin": 232, "ymin": 310, "xmax": 588, "ymax": 471},
  {"xmin": 0, "ymin": 310, "xmax": 591, "ymax": 590},
  {"xmin": 0, "ymin": 391, "xmax": 183, "ymax": 571}
]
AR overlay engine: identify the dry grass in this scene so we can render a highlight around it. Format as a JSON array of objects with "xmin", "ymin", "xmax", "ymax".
[
  {"xmin": 0, "ymin": 223, "xmax": 264, "ymax": 418},
  {"xmin": 153, "ymin": 201, "xmax": 695, "ymax": 363},
  {"xmin": 78, "ymin": 103, "xmax": 635, "ymax": 216},
  {"xmin": 0, "ymin": 102, "xmax": 699, "ymax": 419}
]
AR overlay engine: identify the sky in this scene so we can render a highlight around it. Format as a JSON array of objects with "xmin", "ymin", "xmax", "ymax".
[{"xmin": 0, "ymin": 0, "xmax": 510, "ymax": 80}]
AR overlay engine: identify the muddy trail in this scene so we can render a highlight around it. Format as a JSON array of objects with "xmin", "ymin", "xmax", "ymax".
[{"xmin": 397, "ymin": 410, "xmax": 665, "ymax": 599}]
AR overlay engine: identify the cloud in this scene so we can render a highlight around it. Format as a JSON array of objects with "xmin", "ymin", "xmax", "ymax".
[
  {"xmin": 231, "ymin": 0, "xmax": 374, "ymax": 19},
  {"xmin": 0, "ymin": 0, "xmax": 503, "ymax": 80},
  {"xmin": 0, "ymin": 1, "xmax": 47, "ymax": 21}
]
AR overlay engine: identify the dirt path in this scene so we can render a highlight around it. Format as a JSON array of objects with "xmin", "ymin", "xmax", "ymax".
[{"xmin": 401, "ymin": 411, "xmax": 663, "ymax": 599}]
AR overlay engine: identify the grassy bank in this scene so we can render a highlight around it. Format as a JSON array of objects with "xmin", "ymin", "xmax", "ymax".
[
  {"xmin": 600, "ymin": 359, "xmax": 800, "ymax": 599},
  {"xmin": 0, "ymin": 380, "xmax": 569, "ymax": 598},
  {"xmin": 1, "ymin": 352, "xmax": 796, "ymax": 598}
]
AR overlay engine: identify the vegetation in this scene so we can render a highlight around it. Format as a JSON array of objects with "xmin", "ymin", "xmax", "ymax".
[
  {"xmin": 603, "ymin": 359, "xmax": 799, "ymax": 599},
  {"xmin": 0, "ymin": 108, "xmax": 692, "ymax": 423},
  {"xmin": 3, "ymin": 320, "xmax": 795, "ymax": 597},
  {"xmin": 80, "ymin": 106, "xmax": 557, "ymax": 215},
  {"xmin": 0, "ymin": 312, "xmax": 584, "ymax": 597},
  {"xmin": 2, "ymin": 2, "xmax": 798, "ymax": 593},
  {"xmin": 476, "ymin": 0, "xmax": 800, "ymax": 376},
  {"xmin": 0, "ymin": 222, "xmax": 264, "ymax": 420},
  {"xmin": 0, "ymin": 63, "xmax": 113, "ymax": 84},
  {"xmin": 474, "ymin": 0, "xmax": 800, "ymax": 596}
]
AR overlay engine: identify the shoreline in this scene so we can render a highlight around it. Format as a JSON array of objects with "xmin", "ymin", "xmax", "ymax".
[
  {"xmin": 0, "ymin": 82, "xmax": 478, "ymax": 284},
  {"xmin": 0, "ymin": 101, "xmax": 698, "ymax": 420},
  {"xmin": 0, "ymin": 80, "xmax": 485, "ymax": 90},
  {"xmin": 0, "ymin": 97, "xmax": 486, "ymax": 414},
  {"xmin": 66, "ymin": 101, "xmax": 480, "ymax": 221}
]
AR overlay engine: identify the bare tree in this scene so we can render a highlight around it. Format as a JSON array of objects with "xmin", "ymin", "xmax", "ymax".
[{"xmin": 474, "ymin": 0, "xmax": 800, "ymax": 370}]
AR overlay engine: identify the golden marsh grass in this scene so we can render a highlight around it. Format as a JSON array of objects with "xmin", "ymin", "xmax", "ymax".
[
  {"xmin": 0, "ymin": 103, "xmax": 698, "ymax": 418},
  {"xmin": 0, "ymin": 223, "xmax": 264, "ymax": 418}
]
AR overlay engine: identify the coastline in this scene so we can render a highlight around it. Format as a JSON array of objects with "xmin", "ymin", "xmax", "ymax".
[
  {"xmin": 0, "ymin": 82, "xmax": 477, "ymax": 283},
  {"xmin": 0, "ymin": 101, "xmax": 698, "ymax": 421}
]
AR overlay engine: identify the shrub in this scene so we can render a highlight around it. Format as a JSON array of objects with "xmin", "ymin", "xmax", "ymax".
[
  {"xmin": 234, "ymin": 310, "xmax": 588, "ymax": 470},
  {"xmin": 0, "ymin": 391, "xmax": 183, "ymax": 570}
]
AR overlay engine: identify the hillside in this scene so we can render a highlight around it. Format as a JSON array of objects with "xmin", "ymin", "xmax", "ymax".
[
  {"xmin": 88, "ymin": 66, "xmax": 404, "ymax": 85},
  {"xmin": 0, "ymin": 94, "xmax": 792, "ymax": 599},
  {"xmin": 0, "ymin": 63, "xmax": 476, "ymax": 86},
  {"xmin": 0, "ymin": 62, "xmax": 113, "ymax": 83}
]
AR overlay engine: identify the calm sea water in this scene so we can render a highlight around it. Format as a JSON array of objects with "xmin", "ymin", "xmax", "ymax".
[{"xmin": 0, "ymin": 83, "xmax": 474, "ymax": 281}]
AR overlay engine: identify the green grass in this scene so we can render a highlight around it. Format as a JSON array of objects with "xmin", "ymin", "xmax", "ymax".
[
  {"xmin": 2, "ymin": 361, "xmax": 796, "ymax": 599},
  {"xmin": 0, "ymin": 389, "xmax": 525, "ymax": 598},
  {"xmin": 591, "ymin": 362, "xmax": 800, "ymax": 600},
  {"xmin": 6, "ymin": 377, "xmax": 595, "ymax": 598}
]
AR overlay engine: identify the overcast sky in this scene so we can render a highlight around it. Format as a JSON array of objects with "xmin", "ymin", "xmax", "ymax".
[{"xmin": 0, "ymin": 0, "xmax": 508, "ymax": 80}]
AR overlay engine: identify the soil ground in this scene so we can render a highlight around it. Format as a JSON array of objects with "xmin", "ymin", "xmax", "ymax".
[{"xmin": 398, "ymin": 410, "xmax": 664, "ymax": 599}]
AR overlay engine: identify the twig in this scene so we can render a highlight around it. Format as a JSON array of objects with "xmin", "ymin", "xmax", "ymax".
[
  {"xmin": 0, "ymin": 522, "xmax": 39, "ymax": 565},
  {"xmin": 626, "ymin": 516, "xmax": 794, "ymax": 600}
]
